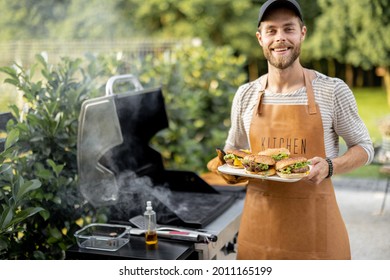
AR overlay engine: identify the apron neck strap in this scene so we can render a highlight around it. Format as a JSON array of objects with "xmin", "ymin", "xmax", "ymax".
[
  {"xmin": 256, "ymin": 68, "xmax": 317, "ymax": 115},
  {"xmin": 303, "ymin": 68, "xmax": 317, "ymax": 115},
  {"xmin": 257, "ymin": 75, "xmax": 267, "ymax": 115}
]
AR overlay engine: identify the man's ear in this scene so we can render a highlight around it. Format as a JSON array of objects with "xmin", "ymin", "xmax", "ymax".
[
  {"xmin": 301, "ymin": 26, "xmax": 307, "ymax": 42},
  {"xmin": 256, "ymin": 31, "xmax": 263, "ymax": 47}
]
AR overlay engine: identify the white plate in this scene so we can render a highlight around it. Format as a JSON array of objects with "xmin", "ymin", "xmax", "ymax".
[{"xmin": 217, "ymin": 164, "xmax": 307, "ymax": 183}]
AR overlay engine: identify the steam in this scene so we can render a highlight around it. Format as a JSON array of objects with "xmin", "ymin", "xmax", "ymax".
[
  {"xmin": 77, "ymin": 85, "xmax": 232, "ymax": 227},
  {"xmin": 107, "ymin": 169, "xmax": 179, "ymax": 225}
]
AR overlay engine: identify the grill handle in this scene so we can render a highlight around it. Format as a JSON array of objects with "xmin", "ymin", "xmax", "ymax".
[{"xmin": 105, "ymin": 74, "xmax": 144, "ymax": 96}]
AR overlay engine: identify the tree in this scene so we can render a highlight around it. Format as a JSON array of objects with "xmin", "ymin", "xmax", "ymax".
[
  {"xmin": 0, "ymin": 0, "xmax": 70, "ymax": 40},
  {"xmin": 0, "ymin": 0, "xmax": 129, "ymax": 41},
  {"xmin": 3, "ymin": 0, "xmax": 387, "ymax": 91},
  {"xmin": 115, "ymin": 0, "xmax": 323, "ymax": 79},
  {"xmin": 0, "ymin": 0, "xmax": 324, "ymax": 81},
  {"xmin": 306, "ymin": 0, "xmax": 390, "ymax": 106},
  {"xmin": 348, "ymin": 0, "xmax": 390, "ymax": 106},
  {"xmin": 116, "ymin": 0, "xmax": 260, "ymax": 76}
]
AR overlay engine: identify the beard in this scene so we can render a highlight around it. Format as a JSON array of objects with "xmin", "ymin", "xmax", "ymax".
[{"xmin": 262, "ymin": 43, "xmax": 301, "ymax": 69}]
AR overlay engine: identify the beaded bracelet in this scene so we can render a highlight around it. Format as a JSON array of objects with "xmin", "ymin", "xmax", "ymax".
[{"xmin": 325, "ymin": 158, "xmax": 333, "ymax": 178}]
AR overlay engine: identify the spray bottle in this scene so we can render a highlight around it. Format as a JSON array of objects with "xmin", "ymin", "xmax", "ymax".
[{"xmin": 144, "ymin": 201, "xmax": 158, "ymax": 245}]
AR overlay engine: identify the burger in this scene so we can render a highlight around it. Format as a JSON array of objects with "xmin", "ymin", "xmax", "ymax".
[
  {"xmin": 275, "ymin": 157, "xmax": 311, "ymax": 179},
  {"xmin": 223, "ymin": 149, "xmax": 251, "ymax": 169},
  {"xmin": 258, "ymin": 148, "xmax": 290, "ymax": 161},
  {"xmin": 241, "ymin": 154, "xmax": 276, "ymax": 176}
]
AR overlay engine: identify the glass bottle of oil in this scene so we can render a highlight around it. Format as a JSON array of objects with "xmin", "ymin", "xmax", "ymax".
[{"xmin": 144, "ymin": 201, "xmax": 158, "ymax": 245}]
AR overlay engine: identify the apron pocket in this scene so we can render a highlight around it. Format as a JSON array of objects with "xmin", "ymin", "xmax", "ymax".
[{"xmin": 242, "ymin": 189, "xmax": 328, "ymax": 254}]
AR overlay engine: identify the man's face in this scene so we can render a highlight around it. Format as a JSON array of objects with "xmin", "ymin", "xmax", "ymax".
[{"xmin": 256, "ymin": 8, "xmax": 306, "ymax": 70}]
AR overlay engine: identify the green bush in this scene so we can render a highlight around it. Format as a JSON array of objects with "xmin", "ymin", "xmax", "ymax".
[
  {"xmin": 135, "ymin": 45, "xmax": 247, "ymax": 171},
  {"xmin": 0, "ymin": 143, "xmax": 45, "ymax": 258},
  {"xmin": 0, "ymin": 44, "xmax": 247, "ymax": 259},
  {"xmin": 0, "ymin": 55, "xmax": 111, "ymax": 259}
]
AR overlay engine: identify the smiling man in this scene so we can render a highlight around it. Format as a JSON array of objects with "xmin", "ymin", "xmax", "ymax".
[
  {"xmin": 208, "ymin": 0, "xmax": 374, "ymax": 259},
  {"xmin": 258, "ymin": 3, "xmax": 304, "ymax": 70}
]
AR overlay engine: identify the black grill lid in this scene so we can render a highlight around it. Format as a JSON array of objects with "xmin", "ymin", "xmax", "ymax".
[{"xmin": 77, "ymin": 75, "xmax": 237, "ymax": 228}]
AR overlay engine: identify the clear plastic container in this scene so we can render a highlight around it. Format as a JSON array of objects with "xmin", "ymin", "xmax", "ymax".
[{"xmin": 74, "ymin": 223, "xmax": 131, "ymax": 251}]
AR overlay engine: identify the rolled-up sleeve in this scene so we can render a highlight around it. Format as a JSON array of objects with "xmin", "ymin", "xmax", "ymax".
[
  {"xmin": 333, "ymin": 81, "xmax": 374, "ymax": 164},
  {"xmin": 225, "ymin": 84, "xmax": 250, "ymax": 151}
]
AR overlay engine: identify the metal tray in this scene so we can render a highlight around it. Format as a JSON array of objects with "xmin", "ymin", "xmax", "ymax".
[{"xmin": 74, "ymin": 223, "xmax": 131, "ymax": 251}]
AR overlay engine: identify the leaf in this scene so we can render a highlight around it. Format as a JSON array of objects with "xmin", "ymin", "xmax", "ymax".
[
  {"xmin": 33, "ymin": 251, "xmax": 46, "ymax": 260},
  {"xmin": 10, "ymin": 207, "xmax": 45, "ymax": 226},
  {"xmin": 26, "ymin": 114, "xmax": 41, "ymax": 127},
  {"xmin": 35, "ymin": 53, "xmax": 48, "ymax": 67},
  {"xmin": 4, "ymin": 129, "xmax": 19, "ymax": 150},
  {"xmin": 0, "ymin": 66, "xmax": 17, "ymax": 78},
  {"xmin": 35, "ymin": 169, "xmax": 53, "ymax": 180},
  {"xmin": 52, "ymin": 196, "xmax": 62, "ymax": 205},
  {"xmin": 39, "ymin": 210, "xmax": 50, "ymax": 221},
  {"xmin": 0, "ymin": 164, "xmax": 12, "ymax": 176},
  {"xmin": 47, "ymin": 159, "xmax": 65, "ymax": 177},
  {"xmin": 15, "ymin": 179, "xmax": 41, "ymax": 202},
  {"xmin": 0, "ymin": 207, "xmax": 13, "ymax": 230},
  {"xmin": 49, "ymin": 226, "xmax": 63, "ymax": 240},
  {"xmin": 0, "ymin": 238, "xmax": 9, "ymax": 252},
  {"xmin": 4, "ymin": 78, "xmax": 19, "ymax": 86},
  {"xmin": 0, "ymin": 164, "xmax": 13, "ymax": 182},
  {"xmin": 8, "ymin": 104, "xmax": 19, "ymax": 120}
]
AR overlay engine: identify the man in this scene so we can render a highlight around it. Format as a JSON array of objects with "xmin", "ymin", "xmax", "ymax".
[{"xmin": 208, "ymin": 0, "xmax": 374, "ymax": 259}]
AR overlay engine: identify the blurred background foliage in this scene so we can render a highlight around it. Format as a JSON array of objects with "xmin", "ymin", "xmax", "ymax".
[
  {"xmin": 0, "ymin": 0, "xmax": 389, "ymax": 90},
  {"xmin": 0, "ymin": 0, "xmax": 390, "ymax": 259}
]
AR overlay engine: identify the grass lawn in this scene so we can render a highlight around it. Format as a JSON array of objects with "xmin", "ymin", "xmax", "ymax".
[
  {"xmin": 342, "ymin": 87, "xmax": 389, "ymax": 179},
  {"xmin": 354, "ymin": 87, "xmax": 389, "ymax": 143}
]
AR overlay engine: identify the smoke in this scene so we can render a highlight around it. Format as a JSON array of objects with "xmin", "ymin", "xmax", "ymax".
[
  {"xmin": 110, "ymin": 170, "xmax": 174, "ymax": 223},
  {"xmin": 77, "ymin": 84, "xmax": 235, "ymax": 228},
  {"xmin": 78, "ymin": 86, "xmax": 178, "ymax": 223}
]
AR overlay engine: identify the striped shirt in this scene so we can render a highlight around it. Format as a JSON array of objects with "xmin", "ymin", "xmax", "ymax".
[{"xmin": 225, "ymin": 71, "xmax": 374, "ymax": 164}]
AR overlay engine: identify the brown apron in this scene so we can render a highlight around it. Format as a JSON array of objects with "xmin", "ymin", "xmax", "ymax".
[{"xmin": 236, "ymin": 69, "xmax": 351, "ymax": 260}]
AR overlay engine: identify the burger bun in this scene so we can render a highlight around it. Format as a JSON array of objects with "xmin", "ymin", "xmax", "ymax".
[
  {"xmin": 258, "ymin": 148, "xmax": 290, "ymax": 157},
  {"xmin": 275, "ymin": 157, "xmax": 308, "ymax": 170},
  {"xmin": 245, "ymin": 168, "xmax": 276, "ymax": 176},
  {"xmin": 225, "ymin": 149, "xmax": 251, "ymax": 158},
  {"xmin": 226, "ymin": 163, "xmax": 244, "ymax": 169},
  {"xmin": 276, "ymin": 171, "xmax": 308, "ymax": 179},
  {"xmin": 275, "ymin": 157, "xmax": 310, "ymax": 179},
  {"xmin": 244, "ymin": 154, "xmax": 275, "ymax": 165}
]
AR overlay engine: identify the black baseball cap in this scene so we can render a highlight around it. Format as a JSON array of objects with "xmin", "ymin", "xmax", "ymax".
[{"xmin": 257, "ymin": 0, "xmax": 303, "ymax": 27}]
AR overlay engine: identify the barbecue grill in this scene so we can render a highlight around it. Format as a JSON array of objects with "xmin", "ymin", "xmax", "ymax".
[{"xmin": 76, "ymin": 75, "xmax": 244, "ymax": 259}]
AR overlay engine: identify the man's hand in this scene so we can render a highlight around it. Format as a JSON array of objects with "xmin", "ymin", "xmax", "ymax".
[
  {"xmin": 306, "ymin": 156, "xmax": 329, "ymax": 185},
  {"xmin": 207, "ymin": 148, "xmax": 248, "ymax": 185},
  {"xmin": 307, "ymin": 146, "xmax": 369, "ymax": 185}
]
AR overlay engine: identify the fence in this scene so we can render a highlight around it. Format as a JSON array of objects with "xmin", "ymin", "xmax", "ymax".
[
  {"xmin": 0, "ymin": 39, "xmax": 189, "ymax": 112},
  {"xmin": 0, "ymin": 39, "xmax": 184, "ymax": 67}
]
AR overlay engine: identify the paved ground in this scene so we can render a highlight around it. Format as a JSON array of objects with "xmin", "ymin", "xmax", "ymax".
[{"xmin": 333, "ymin": 176, "xmax": 390, "ymax": 260}]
